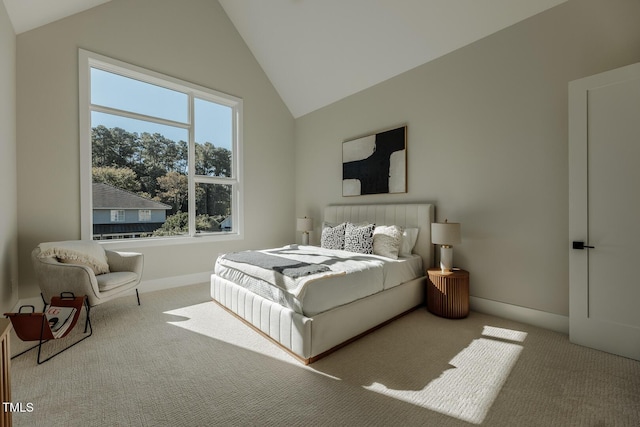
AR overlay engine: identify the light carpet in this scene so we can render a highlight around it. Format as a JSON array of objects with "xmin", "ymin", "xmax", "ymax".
[{"xmin": 8, "ymin": 283, "xmax": 640, "ymax": 426}]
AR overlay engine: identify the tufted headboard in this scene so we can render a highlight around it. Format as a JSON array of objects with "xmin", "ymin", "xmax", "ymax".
[{"xmin": 323, "ymin": 203, "xmax": 435, "ymax": 268}]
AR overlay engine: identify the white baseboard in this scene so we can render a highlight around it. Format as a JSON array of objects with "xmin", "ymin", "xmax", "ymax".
[
  {"xmin": 470, "ymin": 296, "xmax": 569, "ymax": 334},
  {"xmin": 12, "ymin": 271, "xmax": 212, "ymax": 312}
]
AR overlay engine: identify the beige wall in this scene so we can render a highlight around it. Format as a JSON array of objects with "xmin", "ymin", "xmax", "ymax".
[
  {"xmin": 12, "ymin": 0, "xmax": 640, "ymax": 320},
  {"xmin": 16, "ymin": 0, "xmax": 295, "ymax": 298},
  {"xmin": 0, "ymin": 1, "xmax": 18, "ymax": 312},
  {"xmin": 294, "ymin": 0, "xmax": 640, "ymax": 317}
]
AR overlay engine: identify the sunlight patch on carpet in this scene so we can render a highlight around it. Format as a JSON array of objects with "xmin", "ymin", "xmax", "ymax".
[
  {"xmin": 482, "ymin": 325, "xmax": 528, "ymax": 342},
  {"xmin": 163, "ymin": 302, "xmax": 300, "ymax": 364},
  {"xmin": 166, "ymin": 303, "xmax": 527, "ymax": 423},
  {"xmin": 365, "ymin": 328, "xmax": 525, "ymax": 424}
]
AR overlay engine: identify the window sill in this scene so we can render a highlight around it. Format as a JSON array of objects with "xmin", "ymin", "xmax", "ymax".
[{"xmin": 97, "ymin": 232, "xmax": 242, "ymax": 250}]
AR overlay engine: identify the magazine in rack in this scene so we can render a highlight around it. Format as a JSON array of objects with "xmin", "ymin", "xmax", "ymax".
[{"xmin": 45, "ymin": 305, "xmax": 77, "ymax": 338}]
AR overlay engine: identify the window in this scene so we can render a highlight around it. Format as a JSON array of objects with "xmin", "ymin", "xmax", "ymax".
[
  {"xmin": 138, "ymin": 210, "xmax": 151, "ymax": 222},
  {"xmin": 79, "ymin": 50, "xmax": 243, "ymax": 244},
  {"xmin": 111, "ymin": 210, "xmax": 125, "ymax": 222}
]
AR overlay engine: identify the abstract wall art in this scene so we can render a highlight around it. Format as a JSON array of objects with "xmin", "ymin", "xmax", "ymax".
[{"xmin": 342, "ymin": 126, "xmax": 407, "ymax": 196}]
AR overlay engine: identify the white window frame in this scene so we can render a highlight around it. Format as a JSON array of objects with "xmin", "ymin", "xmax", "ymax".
[
  {"xmin": 79, "ymin": 49, "xmax": 244, "ymax": 248},
  {"xmin": 138, "ymin": 209, "xmax": 151, "ymax": 222},
  {"xmin": 111, "ymin": 210, "xmax": 125, "ymax": 222}
]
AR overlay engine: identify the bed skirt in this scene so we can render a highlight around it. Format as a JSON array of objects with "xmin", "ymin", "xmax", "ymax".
[{"xmin": 211, "ymin": 273, "xmax": 426, "ymax": 364}]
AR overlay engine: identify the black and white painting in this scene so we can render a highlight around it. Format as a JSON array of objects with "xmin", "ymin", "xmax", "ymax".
[{"xmin": 342, "ymin": 126, "xmax": 407, "ymax": 196}]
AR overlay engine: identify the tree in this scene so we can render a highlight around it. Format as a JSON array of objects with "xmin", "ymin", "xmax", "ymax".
[
  {"xmin": 152, "ymin": 212, "xmax": 220, "ymax": 236},
  {"xmin": 92, "ymin": 166, "xmax": 140, "ymax": 192},
  {"xmin": 91, "ymin": 125, "xmax": 232, "ymax": 226},
  {"xmin": 196, "ymin": 183, "xmax": 231, "ymax": 217},
  {"xmin": 195, "ymin": 142, "xmax": 231, "ymax": 177},
  {"xmin": 92, "ymin": 125, "xmax": 137, "ymax": 168},
  {"xmin": 196, "ymin": 214, "xmax": 220, "ymax": 232},
  {"xmin": 195, "ymin": 142, "xmax": 232, "ymax": 217},
  {"xmin": 138, "ymin": 132, "xmax": 187, "ymax": 173},
  {"xmin": 156, "ymin": 171, "xmax": 188, "ymax": 213}
]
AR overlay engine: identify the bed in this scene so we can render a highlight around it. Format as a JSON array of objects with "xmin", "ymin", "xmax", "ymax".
[{"xmin": 210, "ymin": 203, "xmax": 435, "ymax": 364}]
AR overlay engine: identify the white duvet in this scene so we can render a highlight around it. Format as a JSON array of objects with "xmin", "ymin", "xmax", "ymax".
[{"xmin": 214, "ymin": 244, "xmax": 423, "ymax": 316}]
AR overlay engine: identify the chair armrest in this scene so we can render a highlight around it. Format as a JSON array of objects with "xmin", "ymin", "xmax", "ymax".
[{"xmin": 106, "ymin": 250, "xmax": 144, "ymax": 277}]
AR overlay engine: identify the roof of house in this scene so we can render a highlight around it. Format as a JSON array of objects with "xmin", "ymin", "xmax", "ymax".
[{"xmin": 92, "ymin": 182, "xmax": 171, "ymax": 210}]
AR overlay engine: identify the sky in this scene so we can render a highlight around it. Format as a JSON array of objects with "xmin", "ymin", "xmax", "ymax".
[{"xmin": 91, "ymin": 68, "xmax": 232, "ymax": 150}]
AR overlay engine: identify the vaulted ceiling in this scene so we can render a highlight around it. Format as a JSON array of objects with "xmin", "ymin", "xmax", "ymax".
[{"xmin": 3, "ymin": 0, "xmax": 567, "ymax": 117}]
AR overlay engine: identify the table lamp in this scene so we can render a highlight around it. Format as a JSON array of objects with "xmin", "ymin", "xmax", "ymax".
[
  {"xmin": 431, "ymin": 219, "xmax": 461, "ymax": 272},
  {"xmin": 297, "ymin": 217, "xmax": 313, "ymax": 245}
]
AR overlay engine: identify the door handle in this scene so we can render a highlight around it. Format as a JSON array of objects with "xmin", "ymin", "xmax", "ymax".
[{"xmin": 572, "ymin": 241, "xmax": 595, "ymax": 250}]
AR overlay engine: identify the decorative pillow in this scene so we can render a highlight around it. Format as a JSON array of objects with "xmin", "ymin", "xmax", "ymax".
[
  {"xmin": 344, "ymin": 222, "xmax": 375, "ymax": 254},
  {"xmin": 373, "ymin": 225, "xmax": 402, "ymax": 259},
  {"xmin": 399, "ymin": 227, "xmax": 419, "ymax": 257},
  {"xmin": 321, "ymin": 222, "xmax": 347, "ymax": 250},
  {"xmin": 39, "ymin": 240, "xmax": 110, "ymax": 275}
]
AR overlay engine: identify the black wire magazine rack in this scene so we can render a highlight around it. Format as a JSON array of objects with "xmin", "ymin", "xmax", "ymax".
[{"xmin": 4, "ymin": 292, "xmax": 92, "ymax": 364}]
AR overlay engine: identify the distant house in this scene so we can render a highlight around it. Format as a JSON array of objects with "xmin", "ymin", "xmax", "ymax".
[
  {"xmin": 92, "ymin": 182, "xmax": 172, "ymax": 239},
  {"xmin": 220, "ymin": 216, "xmax": 232, "ymax": 231}
]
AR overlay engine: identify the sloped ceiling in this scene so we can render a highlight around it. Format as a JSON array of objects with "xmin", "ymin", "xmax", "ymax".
[
  {"xmin": 2, "ymin": 0, "xmax": 111, "ymax": 34},
  {"xmin": 219, "ymin": 0, "xmax": 567, "ymax": 117},
  {"xmin": 4, "ymin": 0, "xmax": 567, "ymax": 118}
]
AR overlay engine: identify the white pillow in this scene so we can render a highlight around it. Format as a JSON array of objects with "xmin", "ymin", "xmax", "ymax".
[
  {"xmin": 39, "ymin": 240, "xmax": 110, "ymax": 275},
  {"xmin": 399, "ymin": 227, "xmax": 419, "ymax": 257},
  {"xmin": 373, "ymin": 225, "xmax": 402, "ymax": 259}
]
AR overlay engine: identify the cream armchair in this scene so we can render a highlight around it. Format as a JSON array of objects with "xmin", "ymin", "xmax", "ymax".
[{"xmin": 32, "ymin": 240, "xmax": 143, "ymax": 307}]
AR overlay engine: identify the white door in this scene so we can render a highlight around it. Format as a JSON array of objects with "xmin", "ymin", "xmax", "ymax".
[{"xmin": 569, "ymin": 62, "xmax": 640, "ymax": 361}]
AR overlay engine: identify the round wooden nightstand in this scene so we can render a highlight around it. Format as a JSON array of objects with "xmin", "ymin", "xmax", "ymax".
[{"xmin": 426, "ymin": 268, "xmax": 470, "ymax": 319}]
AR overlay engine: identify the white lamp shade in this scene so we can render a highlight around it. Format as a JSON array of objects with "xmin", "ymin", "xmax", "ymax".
[
  {"xmin": 431, "ymin": 221, "xmax": 461, "ymax": 246},
  {"xmin": 297, "ymin": 217, "xmax": 313, "ymax": 232}
]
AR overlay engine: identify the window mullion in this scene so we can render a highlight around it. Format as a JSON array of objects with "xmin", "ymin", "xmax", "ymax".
[
  {"xmin": 194, "ymin": 175, "xmax": 234, "ymax": 185},
  {"xmin": 188, "ymin": 93, "xmax": 196, "ymax": 237},
  {"xmin": 91, "ymin": 104, "xmax": 190, "ymax": 130},
  {"xmin": 232, "ymin": 104, "xmax": 242, "ymax": 234}
]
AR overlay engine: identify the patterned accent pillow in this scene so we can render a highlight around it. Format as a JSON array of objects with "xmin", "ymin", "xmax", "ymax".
[
  {"xmin": 344, "ymin": 222, "xmax": 375, "ymax": 254},
  {"xmin": 321, "ymin": 222, "xmax": 346, "ymax": 250},
  {"xmin": 373, "ymin": 225, "xmax": 402, "ymax": 259}
]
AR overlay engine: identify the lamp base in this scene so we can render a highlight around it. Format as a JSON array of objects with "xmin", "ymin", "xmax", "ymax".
[
  {"xmin": 439, "ymin": 245, "xmax": 453, "ymax": 272},
  {"xmin": 302, "ymin": 232, "xmax": 309, "ymax": 245}
]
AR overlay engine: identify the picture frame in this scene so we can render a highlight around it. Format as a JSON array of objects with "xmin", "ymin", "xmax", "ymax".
[{"xmin": 342, "ymin": 125, "xmax": 407, "ymax": 196}]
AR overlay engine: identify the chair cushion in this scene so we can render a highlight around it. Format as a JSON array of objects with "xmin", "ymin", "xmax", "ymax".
[{"xmin": 96, "ymin": 271, "xmax": 139, "ymax": 291}]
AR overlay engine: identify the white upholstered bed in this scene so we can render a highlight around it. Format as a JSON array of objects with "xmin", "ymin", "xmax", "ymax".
[{"xmin": 210, "ymin": 203, "xmax": 435, "ymax": 364}]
